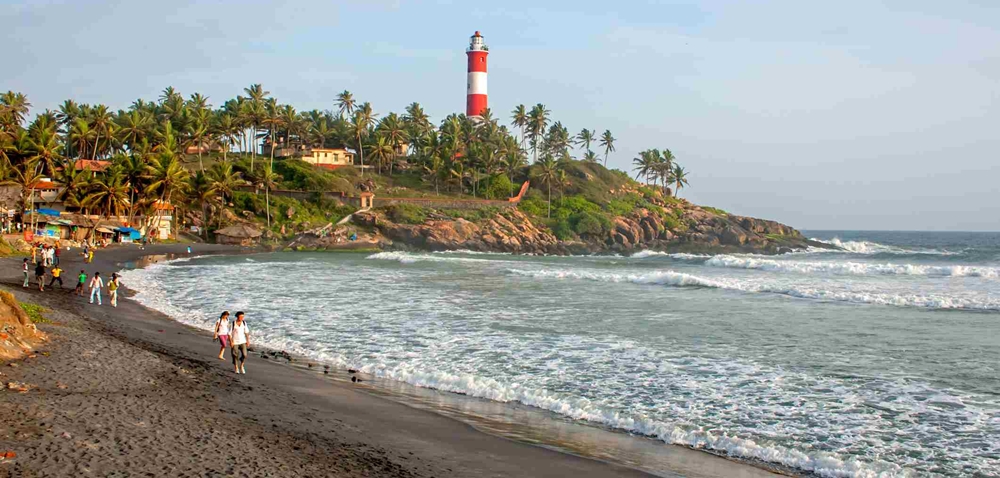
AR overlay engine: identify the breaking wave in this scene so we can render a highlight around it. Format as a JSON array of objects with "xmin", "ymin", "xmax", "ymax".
[
  {"xmin": 366, "ymin": 251, "xmax": 494, "ymax": 264},
  {"xmin": 704, "ymin": 255, "xmax": 1000, "ymax": 279},
  {"xmin": 629, "ymin": 250, "xmax": 711, "ymax": 260},
  {"xmin": 506, "ymin": 268, "xmax": 1000, "ymax": 311},
  {"xmin": 811, "ymin": 238, "xmax": 956, "ymax": 256}
]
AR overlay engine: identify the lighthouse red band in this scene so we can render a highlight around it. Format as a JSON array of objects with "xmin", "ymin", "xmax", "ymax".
[{"xmin": 466, "ymin": 31, "xmax": 488, "ymax": 117}]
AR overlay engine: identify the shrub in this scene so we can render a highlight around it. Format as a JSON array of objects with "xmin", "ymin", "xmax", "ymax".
[
  {"xmin": 20, "ymin": 302, "xmax": 49, "ymax": 324},
  {"xmin": 484, "ymin": 174, "xmax": 514, "ymax": 200},
  {"xmin": 518, "ymin": 197, "xmax": 548, "ymax": 217},
  {"xmin": 550, "ymin": 219, "xmax": 575, "ymax": 240},
  {"xmin": 571, "ymin": 211, "xmax": 610, "ymax": 237},
  {"xmin": 386, "ymin": 204, "xmax": 429, "ymax": 224},
  {"xmin": 702, "ymin": 206, "xmax": 729, "ymax": 216}
]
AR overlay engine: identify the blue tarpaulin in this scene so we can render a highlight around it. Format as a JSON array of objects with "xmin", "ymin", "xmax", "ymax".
[{"xmin": 35, "ymin": 208, "xmax": 60, "ymax": 216}]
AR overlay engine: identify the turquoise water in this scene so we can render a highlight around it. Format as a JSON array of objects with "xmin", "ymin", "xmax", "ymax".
[{"xmin": 121, "ymin": 232, "xmax": 1000, "ymax": 477}]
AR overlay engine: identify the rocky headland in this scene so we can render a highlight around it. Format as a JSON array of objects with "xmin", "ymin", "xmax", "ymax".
[{"xmin": 290, "ymin": 200, "xmax": 827, "ymax": 256}]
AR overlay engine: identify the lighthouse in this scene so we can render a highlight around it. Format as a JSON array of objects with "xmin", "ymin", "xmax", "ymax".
[{"xmin": 466, "ymin": 31, "xmax": 488, "ymax": 118}]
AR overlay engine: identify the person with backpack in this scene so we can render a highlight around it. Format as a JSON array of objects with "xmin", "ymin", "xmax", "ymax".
[
  {"xmin": 213, "ymin": 311, "xmax": 231, "ymax": 360},
  {"xmin": 108, "ymin": 273, "xmax": 121, "ymax": 307},
  {"xmin": 89, "ymin": 272, "xmax": 104, "ymax": 305},
  {"xmin": 230, "ymin": 311, "xmax": 251, "ymax": 374}
]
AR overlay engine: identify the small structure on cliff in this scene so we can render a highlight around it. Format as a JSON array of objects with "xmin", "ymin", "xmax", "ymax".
[{"xmin": 215, "ymin": 224, "xmax": 262, "ymax": 246}]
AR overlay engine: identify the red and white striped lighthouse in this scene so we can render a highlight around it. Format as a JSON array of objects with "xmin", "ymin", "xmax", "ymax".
[{"xmin": 466, "ymin": 31, "xmax": 488, "ymax": 118}]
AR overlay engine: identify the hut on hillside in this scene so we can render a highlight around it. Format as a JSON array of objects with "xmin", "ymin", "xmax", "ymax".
[{"xmin": 215, "ymin": 224, "xmax": 262, "ymax": 246}]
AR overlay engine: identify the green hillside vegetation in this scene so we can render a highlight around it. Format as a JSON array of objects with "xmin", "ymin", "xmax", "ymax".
[{"xmin": 0, "ymin": 84, "xmax": 700, "ymax": 243}]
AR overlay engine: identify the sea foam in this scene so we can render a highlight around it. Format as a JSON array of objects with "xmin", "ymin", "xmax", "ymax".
[
  {"xmin": 704, "ymin": 255, "xmax": 1000, "ymax": 278},
  {"xmin": 506, "ymin": 267, "xmax": 1000, "ymax": 310}
]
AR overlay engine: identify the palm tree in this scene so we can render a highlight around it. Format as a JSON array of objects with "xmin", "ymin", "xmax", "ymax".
[
  {"xmin": 336, "ymin": 90, "xmax": 356, "ymax": 119},
  {"xmin": 527, "ymin": 104, "xmax": 549, "ymax": 163},
  {"xmin": 510, "ymin": 104, "xmax": 528, "ymax": 150},
  {"xmin": 213, "ymin": 113, "xmax": 238, "ymax": 163},
  {"xmin": 145, "ymin": 152, "xmax": 190, "ymax": 237},
  {"xmin": 120, "ymin": 153, "xmax": 148, "ymax": 225},
  {"xmin": 351, "ymin": 105, "xmax": 376, "ymax": 176},
  {"xmin": 243, "ymin": 83, "xmax": 270, "ymax": 168},
  {"xmin": 532, "ymin": 155, "xmax": 561, "ymax": 218},
  {"xmin": 188, "ymin": 170, "xmax": 218, "ymax": 239},
  {"xmin": 83, "ymin": 167, "xmax": 130, "ymax": 232},
  {"xmin": 28, "ymin": 126, "xmax": 62, "ymax": 176},
  {"xmin": 599, "ymin": 130, "xmax": 616, "ymax": 168},
  {"xmin": 257, "ymin": 165, "xmax": 281, "ymax": 230},
  {"xmin": 69, "ymin": 118, "xmax": 94, "ymax": 159},
  {"xmin": 633, "ymin": 149, "xmax": 658, "ymax": 184},
  {"xmin": 261, "ymin": 98, "xmax": 284, "ymax": 168},
  {"xmin": 575, "ymin": 128, "xmax": 595, "ymax": 154},
  {"xmin": 379, "ymin": 113, "xmax": 408, "ymax": 175},
  {"xmin": 208, "ymin": 162, "xmax": 244, "ymax": 206},
  {"xmin": 0, "ymin": 91, "xmax": 31, "ymax": 128},
  {"xmin": 657, "ymin": 149, "xmax": 675, "ymax": 195},
  {"xmin": 369, "ymin": 136, "xmax": 393, "ymax": 175},
  {"xmin": 582, "ymin": 151, "xmax": 600, "ymax": 163},
  {"xmin": 672, "ymin": 164, "xmax": 689, "ymax": 198},
  {"xmin": 89, "ymin": 104, "xmax": 113, "ymax": 159}
]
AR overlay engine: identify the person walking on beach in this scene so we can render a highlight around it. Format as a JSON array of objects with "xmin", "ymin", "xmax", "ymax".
[
  {"xmin": 48, "ymin": 265, "xmax": 63, "ymax": 290},
  {"xmin": 108, "ymin": 273, "xmax": 120, "ymax": 307},
  {"xmin": 21, "ymin": 258, "xmax": 29, "ymax": 288},
  {"xmin": 86, "ymin": 248, "xmax": 94, "ymax": 264},
  {"xmin": 75, "ymin": 270, "xmax": 87, "ymax": 296},
  {"xmin": 230, "ymin": 311, "xmax": 250, "ymax": 374},
  {"xmin": 213, "ymin": 311, "xmax": 231, "ymax": 360},
  {"xmin": 34, "ymin": 261, "xmax": 46, "ymax": 292},
  {"xmin": 53, "ymin": 245, "xmax": 60, "ymax": 266},
  {"xmin": 88, "ymin": 272, "xmax": 103, "ymax": 305}
]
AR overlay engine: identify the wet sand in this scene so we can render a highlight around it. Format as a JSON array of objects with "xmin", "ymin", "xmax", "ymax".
[{"xmin": 0, "ymin": 243, "xmax": 781, "ymax": 477}]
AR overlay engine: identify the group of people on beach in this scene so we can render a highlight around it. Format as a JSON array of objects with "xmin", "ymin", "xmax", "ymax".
[
  {"xmin": 212, "ymin": 311, "xmax": 252, "ymax": 374},
  {"xmin": 22, "ymin": 247, "xmax": 120, "ymax": 307}
]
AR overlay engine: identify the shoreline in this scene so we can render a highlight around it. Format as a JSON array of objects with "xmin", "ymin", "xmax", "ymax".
[{"xmin": 1, "ymin": 244, "xmax": 783, "ymax": 477}]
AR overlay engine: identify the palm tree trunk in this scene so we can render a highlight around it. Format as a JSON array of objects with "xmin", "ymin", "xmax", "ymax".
[
  {"xmin": 265, "ymin": 186, "xmax": 271, "ymax": 230},
  {"xmin": 93, "ymin": 130, "xmax": 101, "ymax": 160},
  {"xmin": 357, "ymin": 135, "xmax": 365, "ymax": 177},
  {"xmin": 269, "ymin": 130, "xmax": 275, "ymax": 168},
  {"xmin": 547, "ymin": 182, "xmax": 551, "ymax": 218}
]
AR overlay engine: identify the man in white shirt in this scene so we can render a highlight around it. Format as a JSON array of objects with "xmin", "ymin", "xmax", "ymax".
[
  {"xmin": 230, "ymin": 311, "xmax": 251, "ymax": 374},
  {"xmin": 89, "ymin": 272, "xmax": 104, "ymax": 305}
]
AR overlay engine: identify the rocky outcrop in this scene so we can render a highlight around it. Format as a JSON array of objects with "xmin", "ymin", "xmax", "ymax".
[
  {"xmin": 374, "ymin": 210, "xmax": 564, "ymax": 254},
  {"xmin": 354, "ymin": 204, "xmax": 814, "ymax": 256},
  {"xmin": 0, "ymin": 291, "xmax": 45, "ymax": 361}
]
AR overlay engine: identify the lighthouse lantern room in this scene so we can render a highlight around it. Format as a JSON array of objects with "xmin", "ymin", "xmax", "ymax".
[{"xmin": 466, "ymin": 31, "xmax": 489, "ymax": 118}]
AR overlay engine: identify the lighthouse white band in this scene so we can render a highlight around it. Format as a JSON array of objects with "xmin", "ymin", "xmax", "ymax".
[{"xmin": 467, "ymin": 72, "xmax": 487, "ymax": 95}]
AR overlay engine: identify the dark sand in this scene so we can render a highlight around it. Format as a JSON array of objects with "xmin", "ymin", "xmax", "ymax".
[{"xmin": 0, "ymin": 244, "xmax": 780, "ymax": 477}]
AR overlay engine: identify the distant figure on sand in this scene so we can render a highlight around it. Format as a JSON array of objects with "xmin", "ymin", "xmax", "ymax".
[
  {"xmin": 89, "ymin": 272, "xmax": 103, "ymax": 305},
  {"xmin": 75, "ymin": 270, "xmax": 87, "ymax": 296},
  {"xmin": 22, "ymin": 258, "xmax": 29, "ymax": 288},
  {"xmin": 34, "ymin": 262, "xmax": 46, "ymax": 291},
  {"xmin": 86, "ymin": 249, "xmax": 94, "ymax": 264},
  {"xmin": 48, "ymin": 265, "xmax": 63, "ymax": 289},
  {"xmin": 230, "ymin": 312, "xmax": 250, "ymax": 374},
  {"xmin": 213, "ymin": 311, "xmax": 231, "ymax": 360},
  {"xmin": 108, "ymin": 273, "xmax": 120, "ymax": 307}
]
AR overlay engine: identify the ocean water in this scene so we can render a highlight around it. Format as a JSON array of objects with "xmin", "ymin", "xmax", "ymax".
[{"xmin": 120, "ymin": 231, "xmax": 1000, "ymax": 477}]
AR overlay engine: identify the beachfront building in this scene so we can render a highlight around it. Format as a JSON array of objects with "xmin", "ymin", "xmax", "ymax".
[
  {"xmin": 300, "ymin": 148, "xmax": 355, "ymax": 170},
  {"xmin": 215, "ymin": 223, "xmax": 262, "ymax": 246}
]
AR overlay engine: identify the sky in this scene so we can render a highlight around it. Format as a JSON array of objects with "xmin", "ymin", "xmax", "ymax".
[{"xmin": 3, "ymin": 0, "xmax": 998, "ymax": 231}]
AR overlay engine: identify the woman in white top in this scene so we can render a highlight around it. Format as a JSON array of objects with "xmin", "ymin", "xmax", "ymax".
[
  {"xmin": 213, "ymin": 311, "xmax": 231, "ymax": 360},
  {"xmin": 230, "ymin": 311, "xmax": 250, "ymax": 374}
]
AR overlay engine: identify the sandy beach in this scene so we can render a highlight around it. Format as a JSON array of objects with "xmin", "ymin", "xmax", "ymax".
[{"xmin": 0, "ymin": 244, "xmax": 781, "ymax": 477}]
